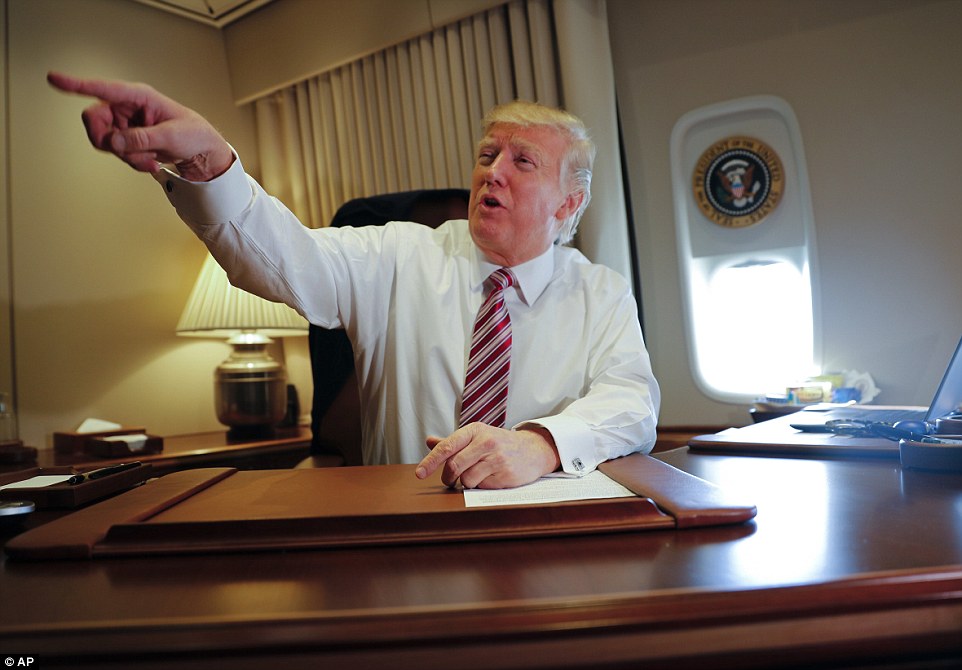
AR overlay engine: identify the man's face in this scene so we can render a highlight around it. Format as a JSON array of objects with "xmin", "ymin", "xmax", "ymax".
[{"xmin": 468, "ymin": 123, "xmax": 578, "ymax": 267}]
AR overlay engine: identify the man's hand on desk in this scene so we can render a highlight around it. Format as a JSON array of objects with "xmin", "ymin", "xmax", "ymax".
[{"xmin": 416, "ymin": 424, "xmax": 561, "ymax": 489}]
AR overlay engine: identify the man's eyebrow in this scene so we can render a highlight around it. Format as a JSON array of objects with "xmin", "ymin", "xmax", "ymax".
[
  {"xmin": 484, "ymin": 136, "xmax": 547, "ymax": 160},
  {"xmin": 476, "ymin": 135, "xmax": 551, "ymax": 166},
  {"xmin": 510, "ymin": 138, "xmax": 547, "ymax": 163}
]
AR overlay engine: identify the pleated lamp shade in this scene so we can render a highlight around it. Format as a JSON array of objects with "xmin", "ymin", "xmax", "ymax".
[{"xmin": 176, "ymin": 254, "xmax": 308, "ymax": 338}]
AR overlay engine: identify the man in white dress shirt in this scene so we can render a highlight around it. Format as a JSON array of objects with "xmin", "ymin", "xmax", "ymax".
[{"xmin": 48, "ymin": 72, "xmax": 659, "ymax": 490}]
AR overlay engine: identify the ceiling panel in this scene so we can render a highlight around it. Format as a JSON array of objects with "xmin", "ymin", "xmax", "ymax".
[{"xmin": 133, "ymin": 0, "xmax": 275, "ymax": 28}]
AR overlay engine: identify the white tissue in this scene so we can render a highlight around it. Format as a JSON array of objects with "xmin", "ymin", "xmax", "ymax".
[{"xmin": 75, "ymin": 418, "xmax": 123, "ymax": 434}]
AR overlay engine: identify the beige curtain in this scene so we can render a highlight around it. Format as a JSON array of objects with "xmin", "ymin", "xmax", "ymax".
[{"xmin": 254, "ymin": 0, "xmax": 560, "ymax": 230}]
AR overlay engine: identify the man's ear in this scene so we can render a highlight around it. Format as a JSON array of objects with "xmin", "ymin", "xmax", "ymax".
[{"xmin": 554, "ymin": 190, "xmax": 584, "ymax": 221}]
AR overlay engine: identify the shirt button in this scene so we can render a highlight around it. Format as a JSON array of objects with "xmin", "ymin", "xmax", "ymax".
[{"xmin": 572, "ymin": 458, "xmax": 584, "ymax": 472}]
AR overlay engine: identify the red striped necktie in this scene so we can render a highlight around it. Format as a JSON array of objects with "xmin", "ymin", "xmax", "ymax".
[{"xmin": 459, "ymin": 268, "xmax": 516, "ymax": 428}]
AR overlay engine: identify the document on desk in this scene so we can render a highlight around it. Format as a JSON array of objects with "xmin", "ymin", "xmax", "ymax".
[
  {"xmin": 462, "ymin": 470, "xmax": 637, "ymax": 508},
  {"xmin": 0, "ymin": 474, "xmax": 73, "ymax": 490}
]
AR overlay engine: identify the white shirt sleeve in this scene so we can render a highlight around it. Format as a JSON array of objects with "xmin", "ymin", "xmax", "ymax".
[
  {"xmin": 152, "ymin": 158, "xmax": 252, "ymax": 224},
  {"xmin": 152, "ymin": 158, "xmax": 389, "ymax": 330},
  {"xmin": 519, "ymin": 281, "xmax": 660, "ymax": 476}
]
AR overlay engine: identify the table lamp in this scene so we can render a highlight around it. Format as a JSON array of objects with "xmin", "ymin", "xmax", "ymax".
[{"xmin": 177, "ymin": 254, "xmax": 309, "ymax": 438}]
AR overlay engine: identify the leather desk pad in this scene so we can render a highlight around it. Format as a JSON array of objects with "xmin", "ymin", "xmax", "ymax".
[{"xmin": 6, "ymin": 453, "xmax": 756, "ymax": 560}]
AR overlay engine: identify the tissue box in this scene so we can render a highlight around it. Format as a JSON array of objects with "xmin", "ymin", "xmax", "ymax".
[
  {"xmin": 53, "ymin": 427, "xmax": 153, "ymax": 455},
  {"xmin": 84, "ymin": 434, "xmax": 163, "ymax": 458}
]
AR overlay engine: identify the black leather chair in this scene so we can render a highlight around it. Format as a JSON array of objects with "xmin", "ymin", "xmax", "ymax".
[{"xmin": 301, "ymin": 189, "xmax": 470, "ymax": 467}]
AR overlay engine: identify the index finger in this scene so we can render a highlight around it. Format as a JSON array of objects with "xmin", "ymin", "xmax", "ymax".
[
  {"xmin": 47, "ymin": 71, "xmax": 150, "ymax": 105},
  {"xmin": 415, "ymin": 430, "xmax": 472, "ymax": 480}
]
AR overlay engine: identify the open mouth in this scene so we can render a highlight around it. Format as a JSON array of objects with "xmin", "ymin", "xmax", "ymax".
[{"xmin": 480, "ymin": 194, "xmax": 502, "ymax": 209}]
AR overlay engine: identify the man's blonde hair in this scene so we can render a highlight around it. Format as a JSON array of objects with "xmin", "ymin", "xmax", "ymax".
[{"xmin": 480, "ymin": 101, "xmax": 596, "ymax": 244}]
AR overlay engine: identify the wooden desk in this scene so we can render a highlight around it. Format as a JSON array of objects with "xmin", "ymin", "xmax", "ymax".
[
  {"xmin": 7, "ymin": 426, "xmax": 315, "ymax": 478},
  {"xmin": 2, "ymin": 448, "xmax": 961, "ymax": 668},
  {"xmin": 652, "ymin": 424, "xmax": 728, "ymax": 452}
]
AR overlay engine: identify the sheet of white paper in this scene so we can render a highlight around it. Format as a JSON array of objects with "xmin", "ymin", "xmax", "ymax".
[
  {"xmin": 0, "ymin": 475, "xmax": 73, "ymax": 490},
  {"xmin": 462, "ymin": 470, "xmax": 636, "ymax": 508}
]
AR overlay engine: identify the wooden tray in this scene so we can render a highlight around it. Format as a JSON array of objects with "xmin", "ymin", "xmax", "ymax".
[{"xmin": 0, "ymin": 463, "xmax": 153, "ymax": 509}]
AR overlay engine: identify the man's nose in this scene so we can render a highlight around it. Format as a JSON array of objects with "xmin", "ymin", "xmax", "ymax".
[{"xmin": 484, "ymin": 154, "xmax": 507, "ymax": 185}]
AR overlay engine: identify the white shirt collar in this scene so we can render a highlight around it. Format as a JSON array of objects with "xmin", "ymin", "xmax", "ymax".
[{"xmin": 471, "ymin": 242, "xmax": 556, "ymax": 307}]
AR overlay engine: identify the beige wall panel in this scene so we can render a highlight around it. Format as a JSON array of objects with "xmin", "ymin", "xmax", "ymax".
[
  {"xmin": 0, "ymin": 0, "xmax": 12, "ymax": 427},
  {"xmin": 8, "ymin": 0, "xmax": 257, "ymax": 447}
]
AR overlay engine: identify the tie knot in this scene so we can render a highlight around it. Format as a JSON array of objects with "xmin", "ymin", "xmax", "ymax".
[{"xmin": 487, "ymin": 268, "xmax": 515, "ymax": 293}]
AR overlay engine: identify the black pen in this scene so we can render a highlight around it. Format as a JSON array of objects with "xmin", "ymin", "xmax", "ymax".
[{"xmin": 67, "ymin": 461, "xmax": 142, "ymax": 485}]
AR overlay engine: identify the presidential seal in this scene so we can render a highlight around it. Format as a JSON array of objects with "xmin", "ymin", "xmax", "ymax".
[{"xmin": 692, "ymin": 136, "xmax": 784, "ymax": 228}]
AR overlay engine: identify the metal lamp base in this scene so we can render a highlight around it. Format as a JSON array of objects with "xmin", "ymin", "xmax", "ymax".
[{"xmin": 214, "ymin": 333, "xmax": 287, "ymax": 436}]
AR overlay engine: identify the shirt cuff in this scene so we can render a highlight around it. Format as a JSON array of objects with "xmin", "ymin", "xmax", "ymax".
[
  {"xmin": 152, "ymin": 153, "xmax": 252, "ymax": 225},
  {"xmin": 516, "ymin": 415, "xmax": 596, "ymax": 476}
]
